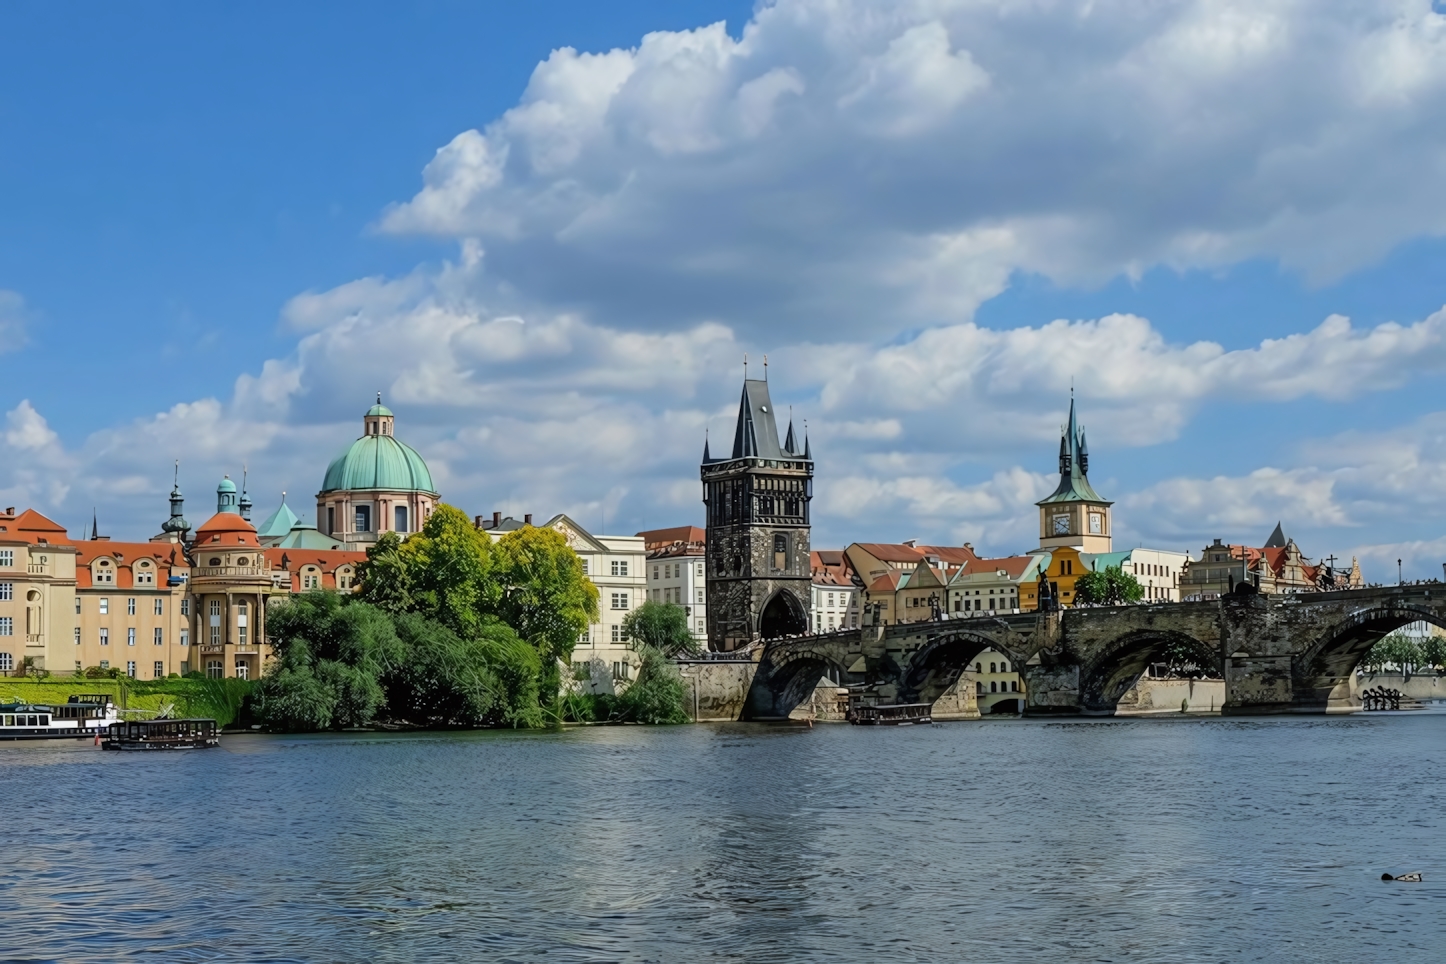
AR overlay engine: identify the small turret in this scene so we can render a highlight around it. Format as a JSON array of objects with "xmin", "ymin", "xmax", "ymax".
[
  {"xmin": 161, "ymin": 462, "xmax": 190, "ymax": 536},
  {"xmin": 238, "ymin": 467, "xmax": 252, "ymax": 522},
  {"xmin": 217, "ymin": 476, "xmax": 239, "ymax": 515}
]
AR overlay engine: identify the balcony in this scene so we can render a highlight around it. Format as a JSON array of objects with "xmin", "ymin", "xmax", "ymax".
[
  {"xmin": 193, "ymin": 567, "xmax": 268, "ymax": 579},
  {"xmin": 25, "ymin": 634, "xmax": 42, "ymax": 646},
  {"xmin": 233, "ymin": 645, "xmax": 260, "ymax": 655},
  {"xmin": 199, "ymin": 644, "xmax": 226, "ymax": 655},
  {"xmin": 27, "ymin": 563, "xmax": 46, "ymax": 575}
]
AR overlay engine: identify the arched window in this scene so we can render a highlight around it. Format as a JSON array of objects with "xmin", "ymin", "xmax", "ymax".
[
  {"xmin": 990, "ymin": 662, "xmax": 997, "ymax": 673},
  {"xmin": 234, "ymin": 662, "xmax": 249, "ymax": 681},
  {"xmin": 990, "ymin": 681, "xmax": 998, "ymax": 693},
  {"xmin": 205, "ymin": 660, "xmax": 224, "ymax": 679},
  {"xmin": 1001, "ymin": 660, "xmax": 1009, "ymax": 673},
  {"xmin": 974, "ymin": 662, "xmax": 982, "ymax": 672}
]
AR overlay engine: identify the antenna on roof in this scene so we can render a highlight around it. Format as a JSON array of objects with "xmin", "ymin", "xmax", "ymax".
[
  {"xmin": 173, "ymin": 459, "xmax": 179, "ymax": 486},
  {"xmin": 377, "ymin": 390, "xmax": 382, "ymax": 404},
  {"xmin": 743, "ymin": 353, "xmax": 748, "ymax": 379},
  {"xmin": 763, "ymin": 354, "xmax": 768, "ymax": 380}
]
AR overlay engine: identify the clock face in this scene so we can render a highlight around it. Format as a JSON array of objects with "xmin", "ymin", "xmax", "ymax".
[
  {"xmin": 1052, "ymin": 515, "xmax": 1070, "ymax": 535},
  {"xmin": 1089, "ymin": 514, "xmax": 1102, "ymax": 534}
]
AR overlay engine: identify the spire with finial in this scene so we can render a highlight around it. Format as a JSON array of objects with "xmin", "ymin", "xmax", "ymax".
[
  {"xmin": 783, "ymin": 406, "xmax": 798, "ymax": 455},
  {"xmin": 91, "ymin": 507, "xmax": 99, "ymax": 541},
  {"xmin": 239, "ymin": 464, "xmax": 253, "ymax": 521},
  {"xmin": 702, "ymin": 428, "xmax": 713, "ymax": 464},
  {"xmin": 162, "ymin": 460, "xmax": 191, "ymax": 536},
  {"xmin": 803, "ymin": 419, "xmax": 811, "ymax": 460}
]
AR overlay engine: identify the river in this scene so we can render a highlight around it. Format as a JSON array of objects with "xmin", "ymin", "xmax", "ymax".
[{"xmin": 3, "ymin": 711, "xmax": 1445, "ymax": 962}]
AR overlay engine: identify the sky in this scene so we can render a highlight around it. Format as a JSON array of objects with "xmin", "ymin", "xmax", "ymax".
[{"xmin": 4, "ymin": 0, "xmax": 1446, "ymax": 579}]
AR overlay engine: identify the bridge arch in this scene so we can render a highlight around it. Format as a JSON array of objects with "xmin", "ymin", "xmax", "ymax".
[
  {"xmin": 899, "ymin": 628, "xmax": 1027, "ymax": 706},
  {"xmin": 1294, "ymin": 604, "xmax": 1446, "ymax": 707},
  {"xmin": 1078, "ymin": 629, "xmax": 1221, "ymax": 714},
  {"xmin": 743, "ymin": 635, "xmax": 854, "ymax": 721}
]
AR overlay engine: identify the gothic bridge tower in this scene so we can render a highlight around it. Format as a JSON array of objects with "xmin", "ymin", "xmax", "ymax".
[{"xmin": 701, "ymin": 374, "xmax": 813, "ymax": 651}]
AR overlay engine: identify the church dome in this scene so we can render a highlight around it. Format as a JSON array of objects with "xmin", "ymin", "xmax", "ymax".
[{"xmin": 320, "ymin": 399, "xmax": 436, "ymax": 494}]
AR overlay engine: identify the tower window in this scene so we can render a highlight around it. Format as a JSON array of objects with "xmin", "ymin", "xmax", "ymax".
[
  {"xmin": 355, "ymin": 505, "xmax": 371, "ymax": 533},
  {"xmin": 327, "ymin": 507, "xmax": 335, "ymax": 535},
  {"xmin": 773, "ymin": 534, "xmax": 788, "ymax": 571},
  {"xmin": 394, "ymin": 505, "xmax": 409, "ymax": 533}
]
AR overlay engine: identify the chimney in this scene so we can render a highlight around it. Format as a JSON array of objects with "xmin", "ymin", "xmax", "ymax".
[
  {"xmin": 4, "ymin": 507, "xmax": 12, "ymax": 514},
  {"xmin": 475, "ymin": 515, "xmax": 485, "ymax": 528},
  {"xmin": 963, "ymin": 543, "xmax": 973, "ymax": 551},
  {"xmin": 524, "ymin": 513, "xmax": 533, "ymax": 526},
  {"xmin": 902, "ymin": 539, "xmax": 917, "ymax": 548},
  {"xmin": 493, "ymin": 511, "xmax": 501, "ymax": 529}
]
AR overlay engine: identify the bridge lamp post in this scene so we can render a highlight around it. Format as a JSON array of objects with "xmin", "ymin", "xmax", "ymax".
[{"xmin": 1398, "ymin": 558, "xmax": 1403, "ymax": 586}]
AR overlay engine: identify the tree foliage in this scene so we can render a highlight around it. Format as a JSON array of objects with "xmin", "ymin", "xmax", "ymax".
[
  {"xmin": 492, "ymin": 525, "xmax": 600, "ymax": 665},
  {"xmin": 1362, "ymin": 632, "xmax": 1431, "ymax": 676},
  {"xmin": 622, "ymin": 600, "xmax": 699, "ymax": 658},
  {"xmin": 610, "ymin": 646, "xmax": 692, "ymax": 724},
  {"xmin": 1072, "ymin": 565, "xmax": 1145, "ymax": 606}
]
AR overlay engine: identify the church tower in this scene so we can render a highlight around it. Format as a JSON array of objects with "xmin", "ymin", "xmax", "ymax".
[
  {"xmin": 701, "ymin": 373, "xmax": 813, "ymax": 651},
  {"xmin": 1036, "ymin": 395, "xmax": 1113, "ymax": 553}
]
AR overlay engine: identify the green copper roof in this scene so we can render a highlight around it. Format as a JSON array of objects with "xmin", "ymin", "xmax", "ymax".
[
  {"xmin": 322, "ymin": 434, "xmax": 435, "ymax": 493},
  {"xmin": 273, "ymin": 521, "xmax": 347, "ymax": 549},
  {"xmin": 1037, "ymin": 396, "xmax": 1112, "ymax": 507},
  {"xmin": 366, "ymin": 403, "xmax": 394, "ymax": 417},
  {"xmin": 216, "ymin": 477, "xmax": 237, "ymax": 493},
  {"xmin": 256, "ymin": 499, "xmax": 300, "ymax": 539}
]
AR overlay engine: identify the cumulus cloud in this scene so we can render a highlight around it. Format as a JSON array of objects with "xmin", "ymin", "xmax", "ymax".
[{"xmin": 376, "ymin": 0, "xmax": 1446, "ymax": 336}]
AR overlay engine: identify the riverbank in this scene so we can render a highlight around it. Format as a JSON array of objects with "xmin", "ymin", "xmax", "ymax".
[{"xmin": 0, "ymin": 678, "xmax": 253, "ymax": 726}]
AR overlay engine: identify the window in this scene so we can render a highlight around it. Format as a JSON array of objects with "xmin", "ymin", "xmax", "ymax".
[
  {"xmin": 181, "ymin": 598, "xmax": 190, "ymax": 617},
  {"xmin": 74, "ymin": 627, "xmax": 80, "ymax": 646},
  {"xmin": 990, "ymin": 662, "xmax": 997, "ymax": 673},
  {"xmin": 990, "ymin": 681, "xmax": 997, "ymax": 693},
  {"xmin": 974, "ymin": 662, "xmax": 982, "ymax": 672},
  {"xmin": 355, "ymin": 505, "xmax": 371, "ymax": 532},
  {"xmin": 1001, "ymin": 661, "xmax": 1009, "ymax": 672},
  {"xmin": 180, "ymin": 661, "xmax": 190, "ymax": 675},
  {"xmin": 653, "ymin": 566, "xmax": 659, "ymax": 579},
  {"xmin": 180, "ymin": 629, "xmax": 189, "ymax": 647},
  {"xmin": 697, "ymin": 589, "xmax": 704, "ymax": 603},
  {"xmin": 0, "ymin": 617, "xmax": 10, "ymax": 637},
  {"xmin": 210, "ymin": 599, "xmax": 220, "ymax": 618},
  {"xmin": 394, "ymin": 505, "xmax": 409, "ymax": 533},
  {"xmin": 99, "ymin": 628, "xmax": 108, "ymax": 646},
  {"xmin": 154, "ymin": 599, "xmax": 164, "ymax": 615},
  {"xmin": 304, "ymin": 571, "xmax": 320, "ymax": 589},
  {"xmin": 1052, "ymin": 514, "xmax": 1070, "ymax": 535},
  {"xmin": 238, "ymin": 623, "xmax": 247, "ymax": 647},
  {"xmin": 126, "ymin": 661, "xmax": 136, "ymax": 678},
  {"xmin": 337, "ymin": 570, "xmax": 352, "ymax": 590},
  {"xmin": 611, "ymin": 592, "xmax": 628, "ymax": 610},
  {"xmin": 95, "ymin": 563, "xmax": 113, "ymax": 584},
  {"xmin": 154, "ymin": 661, "xmax": 164, "ymax": 679},
  {"xmin": 0, "ymin": 652, "xmax": 12, "ymax": 671},
  {"xmin": 579, "ymin": 627, "xmax": 590, "ymax": 644},
  {"xmin": 327, "ymin": 506, "xmax": 335, "ymax": 535},
  {"xmin": 127, "ymin": 628, "xmax": 135, "ymax": 646},
  {"xmin": 0, "ymin": 550, "xmax": 11, "ymax": 567},
  {"xmin": 206, "ymin": 660, "xmax": 223, "ymax": 679},
  {"xmin": 611, "ymin": 625, "xmax": 622, "ymax": 643},
  {"xmin": 154, "ymin": 628, "xmax": 163, "ymax": 646},
  {"xmin": 75, "ymin": 597, "xmax": 81, "ymax": 614},
  {"xmin": 0, "ymin": 583, "xmax": 9, "ymax": 601},
  {"xmin": 612, "ymin": 661, "xmax": 631, "ymax": 681},
  {"xmin": 99, "ymin": 598, "xmax": 109, "ymax": 615},
  {"xmin": 611, "ymin": 560, "xmax": 628, "ymax": 576},
  {"xmin": 580, "ymin": 559, "xmax": 589, "ymax": 575},
  {"xmin": 234, "ymin": 662, "xmax": 249, "ymax": 681},
  {"xmin": 773, "ymin": 534, "xmax": 787, "ymax": 570},
  {"xmin": 127, "ymin": 597, "xmax": 136, "ymax": 615},
  {"xmin": 210, "ymin": 625, "xmax": 220, "ymax": 646},
  {"xmin": 99, "ymin": 660, "xmax": 109, "ymax": 670},
  {"xmin": 1012, "ymin": 681, "xmax": 1020, "ymax": 692}
]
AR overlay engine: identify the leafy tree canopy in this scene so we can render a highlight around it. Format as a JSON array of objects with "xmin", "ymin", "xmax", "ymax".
[
  {"xmin": 1072, "ymin": 564, "xmax": 1145, "ymax": 607},
  {"xmin": 622, "ymin": 600, "xmax": 699, "ymax": 658},
  {"xmin": 492, "ymin": 525, "xmax": 599, "ymax": 665}
]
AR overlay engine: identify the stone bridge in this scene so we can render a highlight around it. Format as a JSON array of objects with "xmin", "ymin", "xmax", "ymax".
[{"xmin": 742, "ymin": 584, "xmax": 1446, "ymax": 720}]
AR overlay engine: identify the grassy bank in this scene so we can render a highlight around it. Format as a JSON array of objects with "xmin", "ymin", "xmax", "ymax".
[{"xmin": 0, "ymin": 678, "xmax": 254, "ymax": 727}]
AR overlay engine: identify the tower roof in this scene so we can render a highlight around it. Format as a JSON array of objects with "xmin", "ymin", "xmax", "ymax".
[
  {"xmin": 257, "ymin": 497, "xmax": 300, "ymax": 539},
  {"xmin": 1037, "ymin": 395, "xmax": 1111, "ymax": 506},
  {"xmin": 730, "ymin": 379, "xmax": 793, "ymax": 460},
  {"xmin": 1264, "ymin": 522, "xmax": 1288, "ymax": 549}
]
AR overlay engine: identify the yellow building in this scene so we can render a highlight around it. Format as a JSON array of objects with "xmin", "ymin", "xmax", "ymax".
[{"xmin": 0, "ymin": 509, "xmax": 78, "ymax": 675}]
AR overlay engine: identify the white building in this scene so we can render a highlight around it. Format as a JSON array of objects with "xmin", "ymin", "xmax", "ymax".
[
  {"xmin": 478, "ymin": 512, "xmax": 646, "ymax": 689},
  {"xmin": 638, "ymin": 526, "xmax": 707, "ymax": 643},
  {"xmin": 810, "ymin": 550, "xmax": 859, "ymax": 632},
  {"xmin": 1083, "ymin": 548, "xmax": 1191, "ymax": 602},
  {"xmin": 947, "ymin": 555, "xmax": 1044, "ymax": 616}
]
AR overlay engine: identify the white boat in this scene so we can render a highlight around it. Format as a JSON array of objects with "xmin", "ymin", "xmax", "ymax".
[{"xmin": 0, "ymin": 694, "xmax": 119, "ymax": 741}]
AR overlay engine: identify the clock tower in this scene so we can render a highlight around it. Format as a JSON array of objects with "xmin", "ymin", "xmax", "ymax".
[{"xmin": 1036, "ymin": 396, "xmax": 1112, "ymax": 553}]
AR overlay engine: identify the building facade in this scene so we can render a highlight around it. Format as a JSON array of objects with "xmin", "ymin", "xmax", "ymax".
[
  {"xmin": 948, "ymin": 555, "xmax": 1043, "ymax": 616},
  {"xmin": 1180, "ymin": 525, "xmax": 1364, "ymax": 600},
  {"xmin": 0, "ymin": 509, "xmax": 78, "ymax": 676},
  {"xmin": 810, "ymin": 551, "xmax": 859, "ymax": 633},
  {"xmin": 638, "ymin": 526, "xmax": 708, "ymax": 642},
  {"xmin": 701, "ymin": 376, "xmax": 813, "ymax": 651}
]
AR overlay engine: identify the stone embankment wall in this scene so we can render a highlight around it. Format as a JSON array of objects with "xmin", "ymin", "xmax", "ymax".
[
  {"xmin": 676, "ymin": 660, "xmax": 758, "ymax": 721},
  {"xmin": 1115, "ymin": 678, "xmax": 1225, "ymax": 716},
  {"xmin": 1356, "ymin": 672, "xmax": 1446, "ymax": 702}
]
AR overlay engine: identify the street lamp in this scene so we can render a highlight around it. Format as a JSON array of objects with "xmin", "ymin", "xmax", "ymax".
[{"xmin": 1398, "ymin": 558, "xmax": 1403, "ymax": 586}]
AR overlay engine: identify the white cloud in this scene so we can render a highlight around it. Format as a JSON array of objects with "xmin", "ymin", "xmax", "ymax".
[{"xmin": 372, "ymin": 0, "xmax": 1446, "ymax": 336}]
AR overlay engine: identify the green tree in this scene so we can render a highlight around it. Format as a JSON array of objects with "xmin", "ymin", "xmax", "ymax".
[
  {"xmin": 400, "ymin": 504, "xmax": 499, "ymax": 637},
  {"xmin": 622, "ymin": 600, "xmax": 699, "ymax": 658},
  {"xmin": 1363, "ymin": 632, "xmax": 1424, "ymax": 675},
  {"xmin": 1072, "ymin": 564, "xmax": 1145, "ymax": 606},
  {"xmin": 492, "ymin": 525, "xmax": 599, "ymax": 666},
  {"xmin": 356, "ymin": 531, "xmax": 413, "ymax": 615},
  {"xmin": 614, "ymin": 646, "xmax": 691, "ymax": 724},
  {"xmin": 1421, "ymin": 634, "xmax": 1446, "ymax": 673}
]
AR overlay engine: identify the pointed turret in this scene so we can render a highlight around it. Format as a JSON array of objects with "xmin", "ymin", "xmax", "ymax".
[
  {"xmin": 1264, "ymin": 522, "xmax": 1287, "ymax": 549},
  {"xmin": 730, "ymin": 379, "xmax": 786, "ymax": 460},
  {"xmin": 91, "ymin": 508, "xmax": 99, "ymax": 541},
  {"xmin": 784, "ymin": 418, "xmax": 798, "ymax": 456},
  {"xmin": 161, "ymin": 463, "xmax": 190, "ymax": 537},
  {"xmin": 238, "ymin": 468, "xmax": 253, "ymax": 522},
  {"xmin": 1078, "ymin": 427, "xmax": 1089, "ymax": 476},
  {"xmin": 803, "ymin": 429, "xmax": 812, "ymax": 461},
  {"xmin": 702, "ymin": 435, "xmax": 713, "ymax": 463}
]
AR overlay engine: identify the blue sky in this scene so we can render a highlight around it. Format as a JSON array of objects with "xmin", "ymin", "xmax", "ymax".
[{"xmin": 4, "ymin": 0, "xmax": 1446, "ymax": 578}]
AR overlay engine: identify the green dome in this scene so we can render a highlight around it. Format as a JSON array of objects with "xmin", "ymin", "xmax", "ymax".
[
  {"xmin": 217, "ymin": 477, "xmax": 237, "ymax": 493},
  {"xmin": 366, "ymin": 403, "xmax": 394, "ymax": 417},
  {"xmin": 321, "ymin": 434, "xmax": 435, "ymax": 493}
]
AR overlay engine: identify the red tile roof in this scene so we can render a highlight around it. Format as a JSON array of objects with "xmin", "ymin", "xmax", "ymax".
[
  {"xmin": 75, "ymin": 540, "xmax": 187, "ymax": 589},
  {"xmin": 263, "ymin": 547, "xmax": 367, "ymax": 592},
  {"xmin": 0, "ymin": 508, "xmax": 73, "ymax": 546},
  {"xmin": 192, "ymin": 512, "xmax": 260, "ymax": 547},
  {"xmin": 636, "ymin": 525, "xmax": 705, "ymax": 550}
]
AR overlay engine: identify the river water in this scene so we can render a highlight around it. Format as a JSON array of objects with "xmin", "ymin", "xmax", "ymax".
[{"xmin": 3, "ymin": 711, "xmax": 1445, "ymax": 963}]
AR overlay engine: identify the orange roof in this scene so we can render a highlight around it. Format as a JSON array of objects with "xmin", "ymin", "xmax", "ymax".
[
  {"xmin": 852, "ymin": 543, "xmax": 979, "ymax": 566},
  {"xmin": 962, "ymin": 555, "xmax": 1038, "ymax": 578},
  {"xmin": 866, "ymin": 571, "xmax": 902, "ymax": 593},
  {"xmin": 636, "ymin": 525, "xmax": 705, "ymax": 550},
  {"xmin": 263, "ymin": 547, "xmax": 366, "ymax": 592},
  {"xmin": 75, "ymin": 540, "xmax": 187, "ymax": 589},
  {"xmin": 192, "ymin": 512, "xmax": 260, "ymax": 547},
  {"xmin": 0, "ymin": 508, "xmax": 73, "ymax": 546}
]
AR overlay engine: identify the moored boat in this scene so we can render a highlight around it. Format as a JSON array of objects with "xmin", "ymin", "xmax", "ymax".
[
  {"xmin": 102, "ymin": 718, "xmax": 219, "ymax": 751},
  {"xmin": 847, "ymin": 702, "xmax": 933, "ymax": 726},
  {"xmin": 0, "ymin": 695, "xmax": 119, "ymax": 741}
]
